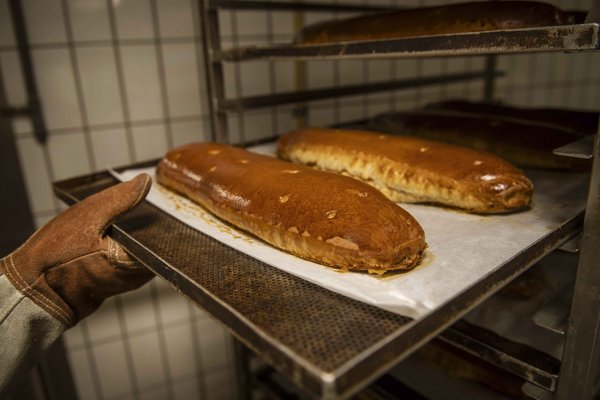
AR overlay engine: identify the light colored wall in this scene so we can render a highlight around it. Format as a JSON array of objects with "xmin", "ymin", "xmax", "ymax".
[
  {"xmin": 1, "ymin": 1, "xmax": 230, "ymax": 399},
  {"xmin": 1, "ymin": 0, "xmax": 599, "ymax": 399}
]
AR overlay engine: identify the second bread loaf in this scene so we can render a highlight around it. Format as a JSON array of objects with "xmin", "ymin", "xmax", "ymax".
[{"xmin": 277, "ymin": 129, "xmax": 534, "ymax": 214}]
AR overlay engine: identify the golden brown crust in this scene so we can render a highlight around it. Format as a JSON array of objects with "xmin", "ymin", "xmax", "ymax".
[
  {"xmin": 277, "ymin": 129, "xmax": 533, "ymax": 214},
  {"xmin": 156, "ymin": 142, "xmax": 426, "ymax": 272},
  {"xmin": 297, "ymin": 1, "xmax": 573, "ymax": 44}
]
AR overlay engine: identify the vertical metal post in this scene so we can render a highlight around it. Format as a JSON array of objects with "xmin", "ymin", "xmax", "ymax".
[
  {"xmin": 265, "ymin": 7, "xmax": 279, "ymax": 137},
  {"xmin": 8, "ymin": 0, "xmax": 47, "ymax": 145},
  {"xmin": 556, "ymin": 124, "xmax": 600, "ymax": 399},
  {"xmin": 233, "ymin": 339, "xmax": 253, "ymax": 400},
  {"xmin": 199, "ymin": 0, "xmax": 229, "ymax": 143},
  {"xmin": 482, "ymin": 55, "xmax": 497, "ymax": 102},
  {"xmin": 293, "ymin": 3, "xmax": 307, "ymax": 129}
]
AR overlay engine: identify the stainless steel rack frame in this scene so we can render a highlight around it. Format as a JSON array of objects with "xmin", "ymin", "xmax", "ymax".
[
  {"xmin": 196, "ymin": 1, "xmax": 600, "ymax": 399},
  {"xmin": 50, "ymin": 1, "xmax": 600, "ymax": 399},
  {"xmin": 198, "ymin": 0, "xmax": 502, "ymax": 143},
  {"xmin": 556, "ymin": 132, "xmax": 600, "ymax": 399}
]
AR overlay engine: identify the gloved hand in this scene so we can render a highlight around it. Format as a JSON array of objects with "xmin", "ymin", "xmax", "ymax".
[{"xmin": 0, "ymin": 173, "xmax": 154, "ymax": 327}]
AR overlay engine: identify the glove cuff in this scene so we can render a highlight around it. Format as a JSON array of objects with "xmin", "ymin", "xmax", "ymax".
[{"xmin": 0, "ymin": 254, "xmax": 76, "ymax": 327}]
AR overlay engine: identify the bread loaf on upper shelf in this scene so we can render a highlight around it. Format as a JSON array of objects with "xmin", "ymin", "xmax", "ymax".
[
  {"xmin": 296, "ymin": 1, "xmax": 574, "ymax": 44},
  {"xmin": 277, "ymin": 129, "xmax": 534, "ymax": 214},
  {"xmin": 156, "ymin": 142, "xmax": 426, "ymax": 273},
  {"xmin": 366, "ymin": 110, "xmax": 592, "ymax": 171}
]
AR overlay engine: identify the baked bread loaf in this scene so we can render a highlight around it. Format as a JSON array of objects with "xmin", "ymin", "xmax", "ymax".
[
  {"xmin": 277, "ymin": 129, "xmax": 533, "ymax": 214},
  {"xmin": 367, "ymin": 111, "xmax": 591, "ymax": 171},
  {"xmin": 157, "ymin": 142, "xmax": 426, "ymax": 273},
  {"xmin": 423, "ymin": 100, "xmax": 599, "ymax": 136},
  {"xmin": 297, "ymin": 1, "xmax": 574, "ymax": 44}
]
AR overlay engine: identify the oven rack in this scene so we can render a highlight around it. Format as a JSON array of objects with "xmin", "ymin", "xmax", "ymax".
[
  {"xmin": 219, "ymin": 23, "xmax": 600, "ymax": 62},
  {"xmin": 53, "ymin": 140, "xmax": 588, "ymax": 399},
  {"xmin": 195, "ymin": 0, "xmax": 600, "ymax": 397}
]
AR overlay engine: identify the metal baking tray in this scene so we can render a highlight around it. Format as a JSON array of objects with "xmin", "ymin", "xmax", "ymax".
[
  {"xmin": 53, "ymin": 158, "xmax": 585, "ymax": 399},
  {"xmin": 219, "ymin": 23, "xmax": 600, "ymax": 62}
]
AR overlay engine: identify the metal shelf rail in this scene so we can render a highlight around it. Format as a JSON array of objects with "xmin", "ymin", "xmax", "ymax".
[{"xmin": 219, "ymin": 23, "xmax": 600, "ymax": 62}]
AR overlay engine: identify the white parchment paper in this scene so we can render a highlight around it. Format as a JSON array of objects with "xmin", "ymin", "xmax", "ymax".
[{"xmin": 113, "ymin": 143, "xmax": 588, "ymax": 319}]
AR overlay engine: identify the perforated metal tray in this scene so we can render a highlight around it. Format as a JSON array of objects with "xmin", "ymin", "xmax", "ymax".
[{"xmin": 53, "ymin": 162, "xmax": 583, "ymax": 399}]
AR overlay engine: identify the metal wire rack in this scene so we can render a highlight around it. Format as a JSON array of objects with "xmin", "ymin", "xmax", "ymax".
[{"xmin": 180, "ymin": 0, "xmax": 600, "ymax": 398}]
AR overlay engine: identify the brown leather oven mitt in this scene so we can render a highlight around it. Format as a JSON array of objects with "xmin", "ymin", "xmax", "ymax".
[{"xmin": 0, "ymin": 174, "xmax": 154, "ymax": 327}]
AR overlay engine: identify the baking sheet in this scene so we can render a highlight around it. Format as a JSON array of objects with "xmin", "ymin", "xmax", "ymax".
[{"xmin": 113, "ymin": 143, "xmax": 588, "ymax": 319}]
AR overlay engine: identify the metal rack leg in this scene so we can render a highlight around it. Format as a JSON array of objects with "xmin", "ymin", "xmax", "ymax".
[
  {"xmin": 483, "ymin": 55, "xmax": 497, "ymax": 102},
  {"xmin": 233, "ymin": 339, "xmax": 253, "ymax": 400},
  {"xmin": 199, "ymin": 0, "xmax": 229, "ymax": 143},
  {"xmin": 556, "ymin": 131, "xmax": 600, "ymax": 400}
]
